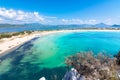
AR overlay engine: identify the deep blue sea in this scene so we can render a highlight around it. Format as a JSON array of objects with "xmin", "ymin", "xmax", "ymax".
[{"xmin": 0, "ymin": 31, "xmax": 120, "ymax": 80}]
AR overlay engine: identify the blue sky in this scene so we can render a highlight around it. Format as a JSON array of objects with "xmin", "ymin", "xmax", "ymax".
[{"xmin": 0, "ymin": 0, "xmax": 120, "ymax": 24}]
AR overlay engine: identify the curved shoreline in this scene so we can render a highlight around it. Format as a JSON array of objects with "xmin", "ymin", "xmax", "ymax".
[
  {"xmin": 0, "ymin": 29, "xmax": 120, "ymax": 56},
  {"xmin": 0, "ymin": 37, "xmax": 39, "ymax": 59}
]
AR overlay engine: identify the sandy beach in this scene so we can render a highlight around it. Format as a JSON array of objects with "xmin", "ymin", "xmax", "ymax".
[
  {"xmin": 0, "ymin": 29, "xmax": 120, "ymax": 55},
  {"xmin": 0, "ymin": 31, "xmax": 59, "ymax": 55}
]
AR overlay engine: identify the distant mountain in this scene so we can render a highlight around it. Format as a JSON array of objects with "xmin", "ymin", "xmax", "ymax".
[
  {"xmin": 0, "ymin": 23, "xmax": 43, "ymax": 28},
  {"xmin": 112, "ymin": 24, "xmax": 120, "ymax": 27},
  {"xmin": 95, "ymin": 23, "xmax": 110, "ymax": 28},
  {"xmin": 0, "ymin": 24, "xmax": 23, "ymax": 28},
  {"xmin": 0, "ymin": 23, "xmax": 119, "ymax": 30},
  {"xmin": 23, "ymin": 23, "xmax": 43, "ymax": 27}
]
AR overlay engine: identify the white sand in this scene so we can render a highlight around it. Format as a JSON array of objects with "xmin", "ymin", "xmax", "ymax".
[
  {"xmin": 0, "ymin": 29, "xmax": 120, "ymax": 55},
  {"xmin": 0, "ymin": 31, "xmax": 58, "ymax": 55}
]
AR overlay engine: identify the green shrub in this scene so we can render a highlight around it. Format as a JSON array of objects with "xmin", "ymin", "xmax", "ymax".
[
  {"xmin": 0, "ymin": 33, "xmax": 12, "ymax": 39},
  {"xmin": 0, "ymin": 31, "xmax": 26, "ymax": 39},
  {"xmin": 25, "ymin": 31, "xmax": 33, "ymax": 34}
]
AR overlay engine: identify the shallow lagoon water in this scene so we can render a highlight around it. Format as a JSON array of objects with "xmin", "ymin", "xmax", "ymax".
[{"xmin": 0, "ymin": 31, "xmax": 120, "ymax": 80}]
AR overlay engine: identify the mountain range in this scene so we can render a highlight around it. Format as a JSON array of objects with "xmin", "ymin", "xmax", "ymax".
[{"xmin": 0, "ymin": 23, "xmax": 120, "ymax": 29}]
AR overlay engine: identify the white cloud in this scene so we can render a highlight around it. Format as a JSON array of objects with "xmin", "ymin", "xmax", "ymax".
[
  {"xmin": 61, "ymin": 19, "xmax": 83, "ymax": 24},
  {"xmin": 103, "ymin": 17, "xmax": 120, "ymax": 25},
  {"xmin": 0, "ymin": 7, "xmax": 119, "ymax": 25},
  {"xmin": 104, "ymin": 18, "xmax": 112, "ymax": 24},
  {"xmin": 0, "ymin": 7, "xmax": 45, "ymax": 24},
  {"xmin": 44, "ymin": 16, "xmax": 57, "ymax": 19},
  {"xmin": 61, "ymin": 19, "xmax": 98, "ymax": 24},
  {"xmin": 0, "ymin": 17, "xmax": 3, "ymax": 21},
  {"xmin": 0, "ymin": 7, "xmax": 99, "ymax": 25},
  {"xmin": 87, "ymin": 20, "xmax": 97, "ymax": 24}
]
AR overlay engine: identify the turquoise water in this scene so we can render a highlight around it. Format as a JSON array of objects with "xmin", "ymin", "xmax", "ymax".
[{"xmin": 0, "ymin": 31, "xmax": 120, "ymax": 80}]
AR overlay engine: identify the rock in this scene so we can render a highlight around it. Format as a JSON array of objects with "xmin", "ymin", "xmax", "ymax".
[
  {"xmin": 63, "ymin": 68, "xmax": 85, "ymax": 80},
  {"xmin": 39, "ymin": 77, "xmax": 46, "ymax": 80}
]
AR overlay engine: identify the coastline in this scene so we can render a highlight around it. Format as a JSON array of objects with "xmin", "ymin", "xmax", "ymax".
[
  {"xmin": 0, "ymin": 31, "xmax": 60, "ymax": 56},
  {"xmin": 0, "ymin": 29, "xmax": 120, "ymax": 56}
]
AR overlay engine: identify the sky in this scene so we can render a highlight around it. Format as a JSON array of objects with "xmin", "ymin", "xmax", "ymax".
[{"xmin": 0, "ymin": 0, "xmax": 120, "ymax": 25}]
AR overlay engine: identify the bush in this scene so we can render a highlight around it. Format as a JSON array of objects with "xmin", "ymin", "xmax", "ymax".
[
  {"xmin": 12, "ymin": 32, "xmax": 21, "ymax": 36},
  {"xmin": 25, "ymin": 31, "xmax": 33, "ymax": 34},
  {"xmin": 65, "ymin": 51, "xmax": 118, "ymax": 80},
  {"xmin": 0, "ymin": 31, "xmax": 26, "ymax": 39},
  {"xmin": 0, "ymin": 33, "xmax": 12, "ymax": 39}
]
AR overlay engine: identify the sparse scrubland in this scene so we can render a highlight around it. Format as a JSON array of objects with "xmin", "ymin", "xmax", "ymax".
[
  {"xmin": 65, "ymin": 51, "xmax": 120, "ymax": 80},
  {"xmin": 0, "ymin": 31, "xmax": 33, "ymax": 39}
]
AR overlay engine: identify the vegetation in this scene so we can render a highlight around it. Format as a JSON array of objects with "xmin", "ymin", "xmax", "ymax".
[
  {"xmin": 114, "ymin": 51, "xmax": 120, "ymax": 65},
  {"xmin": 65, "ymin": 51, "xmax": 120, "ymax": 80},
  {"xmin": 0, "ymin": 31, "xmax": 33, "ymax": 39}
]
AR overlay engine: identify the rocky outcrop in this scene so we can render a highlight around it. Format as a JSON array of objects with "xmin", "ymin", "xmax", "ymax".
[
  {"xmin": 63, "ymin": 68, "xmax": 85, "ymax": 80},
  {"xmin": 39, "ymin": 77, "xmax": 46, "ymax": 80}
]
